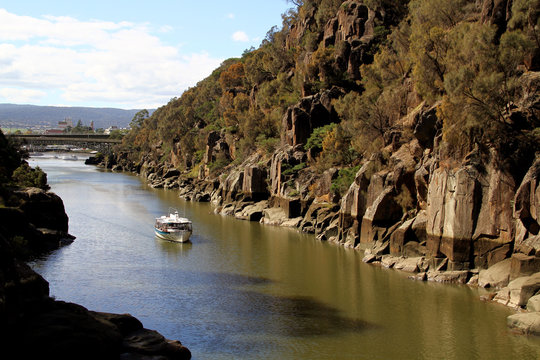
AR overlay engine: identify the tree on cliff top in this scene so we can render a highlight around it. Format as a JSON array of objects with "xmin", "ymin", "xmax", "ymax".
[
  {"xmin": 0, "ymin": 130, "xmax": 23, "ymax": 186},
  {"xmin": 116, "ymin": 0, "xmax": 538, "ymax": 178},
  {"xmin": 0, "ymin": 130, "xmax": 49, "ymax": 191}
]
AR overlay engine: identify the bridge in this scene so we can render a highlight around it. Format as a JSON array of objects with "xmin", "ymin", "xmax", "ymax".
[{"xmin": 8, "ymin": 134, "xmax": 122, "ymax": 153}]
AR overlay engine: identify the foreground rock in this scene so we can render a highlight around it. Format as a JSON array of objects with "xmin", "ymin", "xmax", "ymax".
[
  {"xmin": 10, "ymin": 300, "xmax": 190, "ymax": 359},
  {"xmin": 0, "ymin": 232, "xmax": 191, "ymax": 360},
  {"xmin": 0, "ymin": 186, "xmax": 191, "ymax": 359},
  {"xmin": 507, "ymin": 312, "xmax": 540, "ymax": 336},
  {"xmin": 494, "ymin": 273, "xmax": 540, "ymax": 309},
  {"xmin": 0, "ymin": 187, "xmax": 73, "ymax": 257}
]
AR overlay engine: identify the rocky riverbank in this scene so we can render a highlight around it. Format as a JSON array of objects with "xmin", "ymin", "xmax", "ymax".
[
  {"xmin": 89, "ymin": 109, "xmax": 540, "ymax": 336},
  {"xmin": 0, "ymin": 186, "xmax": 191, "ymax": 359},
  {"xmin": 88, "ymin": 0, "xmax": 540, "ymax": 337}
]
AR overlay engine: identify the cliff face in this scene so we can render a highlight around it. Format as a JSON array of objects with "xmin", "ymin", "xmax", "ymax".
[
  {"xmin": 0, "ymin": 187, "xmax": 71, "ymax": 258},
  {"xmin": 108, "ymin": 0, "xmax": 539, "ymax": 270},
  {"xmin": 106, "ymin": 0, "xmax": 540, "ymax": 329}
]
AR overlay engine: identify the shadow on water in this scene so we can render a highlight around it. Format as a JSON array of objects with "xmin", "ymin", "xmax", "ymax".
[
  {"xmin": 230, "ymin": 291, "xmax": 376, "ymax": 338},
  {"xmin": 172, "ymin": 272, "xmax": 376, "ymax": 359}
]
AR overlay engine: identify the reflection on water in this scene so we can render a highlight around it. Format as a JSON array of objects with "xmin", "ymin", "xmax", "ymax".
[
  {"xmin": 28, "ymin": 156, "xmax": 540, "ymax": 360},
  {"xmin": 155, "ymin": 237, "xmax": 193, "ymax": 257}
]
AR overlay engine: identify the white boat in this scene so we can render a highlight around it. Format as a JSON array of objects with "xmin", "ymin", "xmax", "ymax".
[
  {"xmin": 155, "ymin": 209, "xmax": 192, "ymax": 243},
  {"xmin": 62, "ymin": 155, "xmax": 78, "ymax": 161}
]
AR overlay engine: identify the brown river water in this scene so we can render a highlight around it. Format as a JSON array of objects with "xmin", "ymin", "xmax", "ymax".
[{"xmin": 28, "ymin": 155, "xmax": 540, "ymax": 359}]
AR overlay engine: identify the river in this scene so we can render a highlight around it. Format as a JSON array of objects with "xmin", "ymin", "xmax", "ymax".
[{"xmin": 28, "ymin": 155, "xmax": 540, "ymax": 359}]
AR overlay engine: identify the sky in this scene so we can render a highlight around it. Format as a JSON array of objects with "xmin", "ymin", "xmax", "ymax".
[{"xmin": 0, "ymin": 0, "xmax": 293, "ymax": 109}]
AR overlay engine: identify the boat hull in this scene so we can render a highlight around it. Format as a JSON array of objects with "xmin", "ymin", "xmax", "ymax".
[{"xmin": 154, "ymin": 228, "xmax": 192, "ymax": 243}]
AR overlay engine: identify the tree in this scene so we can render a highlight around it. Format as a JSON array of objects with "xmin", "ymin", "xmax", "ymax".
[
  {"xmin": 0, "ymin": 130, "xmax": 24, "ymax": 186},
  {"xmin": 409, "ymin": 0, "xmax": 469, "ymax": 100},
  {"xmin": 130, "ymin": 109, "xmax": 149, "ymax": 129},
  {"xmin": 11, "ymin": 163, "xmax": 49, "ymax": 190}
]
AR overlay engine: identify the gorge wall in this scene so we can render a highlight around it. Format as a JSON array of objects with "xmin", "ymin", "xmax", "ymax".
[{"xmin": 103, "ymin": 0, "xmax": 540, "ymax": 334}]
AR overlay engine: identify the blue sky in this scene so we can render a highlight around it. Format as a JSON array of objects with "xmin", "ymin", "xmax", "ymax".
[{"xmin": 0, "ymin": 1, "xmax": 293, "ymax": 109}]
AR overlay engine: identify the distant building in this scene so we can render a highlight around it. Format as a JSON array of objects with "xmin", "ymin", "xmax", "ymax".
[
  {"xmin": 58, "ymin": 117, "xmax": 73, "ymax": 129},
  {"xmin": 104, "ymin": 126, "xmax": 118, "ymax": 135}
]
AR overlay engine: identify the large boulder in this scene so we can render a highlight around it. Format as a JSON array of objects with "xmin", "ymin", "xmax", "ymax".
[
  {"xmin": 478, "ymin": 258, "xmax": 512, "ymax": 288},
  {"xmin": 390, "ymin": 218, "xmax": 416, "ymax": 256},
  {"xmin": 510, "ymin": 253, "xmax": 540, "ymax": 280},
  {"xmin": 261, "ymin": 207, "xmax": 288, "ymax": 226},
  {"xmin": 494, "ymin": 272, "xmax": 540, "ymax": 308},
  {"xmin": 15, "ymin": 187, "xmax": 69, "ymax": 233},
  {"xmin": 507, "ymin": 312, "xmax": 540, "ymax": 336},
  {"xmin": 517, "ymin": 235, "xmax": 540, "ymax": 256},
  {"xmin": 359, "ymin": 180, "xmax": 402, "ymax": 245},
  {"xmin": 394, "ymin": 257, "xmax": 425, "ymax": 273},
  {"xmin": 527, "ymin": 294, "xmax": 540, "ymax": 312},
  {"xmin": 219, "ymin": 169, "xmax": 244, "ymax": 203},
  {"xmin": 235, "ymin": 201, "xmax": 268, "ymax": 222}
]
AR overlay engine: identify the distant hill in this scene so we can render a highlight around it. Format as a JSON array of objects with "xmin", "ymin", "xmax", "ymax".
[{"xmin": 0, "ymin": 103, "xmax": 154, "ymax": 130}]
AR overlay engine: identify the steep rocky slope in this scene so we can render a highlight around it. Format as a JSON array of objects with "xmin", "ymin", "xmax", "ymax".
[{"xmin": 104, "ymin": 0, "xmax": 540, "ymax": 334}]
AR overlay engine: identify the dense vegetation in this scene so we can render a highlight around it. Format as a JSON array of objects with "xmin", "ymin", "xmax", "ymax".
[
  {"xmin": 118, "ymin": 0, "xmax": 539, "ymax": 184},
  {"xmin": 0, "ymin": 130, "xmax": 49, "ymax": 193}
]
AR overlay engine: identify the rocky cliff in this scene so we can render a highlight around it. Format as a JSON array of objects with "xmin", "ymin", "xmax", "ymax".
[{"xmin": 103, "ymin": 0, "xmax": 540, "ymax": 335}]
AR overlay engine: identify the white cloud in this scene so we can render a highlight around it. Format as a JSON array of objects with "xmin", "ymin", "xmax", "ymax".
[
  {"xmin": 232, "ymin": 31, "xmax": 249, "ymax": 42},
  {"xmin": 226, "ymin": 13, "xmax": 235, "ymax": 19},
  {"xmin": 0, "ymin": 9, "xmax": 223, "ymax": 108},
  {"xmin": 0, "ymin": 87, "xmax": 46, "ymax": 103}
]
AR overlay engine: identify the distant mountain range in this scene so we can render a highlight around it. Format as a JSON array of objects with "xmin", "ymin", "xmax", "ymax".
[{"xmin": 0, "ymin": 103, "xmax": 154, "ymax": 130}]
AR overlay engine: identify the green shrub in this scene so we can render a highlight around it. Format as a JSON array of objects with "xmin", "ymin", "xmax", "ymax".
[
  {"xmin": 12, "ymin": 163, "xmax": 49, "ymax": 190},
  {"xmin": 256, "ymin": 134, "xmax": 280, "ymax": 155},
  {"xmin": 208, "ymin": 152, "xmax": 231, "ymax": 176},
  {"xmin": 282, "ymin": 162, "xmax": 307, "ymax": 176},
  {"xmin": 331, "ymin": 165, "xmax": 360, "ymax": 195},
  {"xmin": 306, "ymin": 124, "xmax": 337, "ymax": 152}
]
